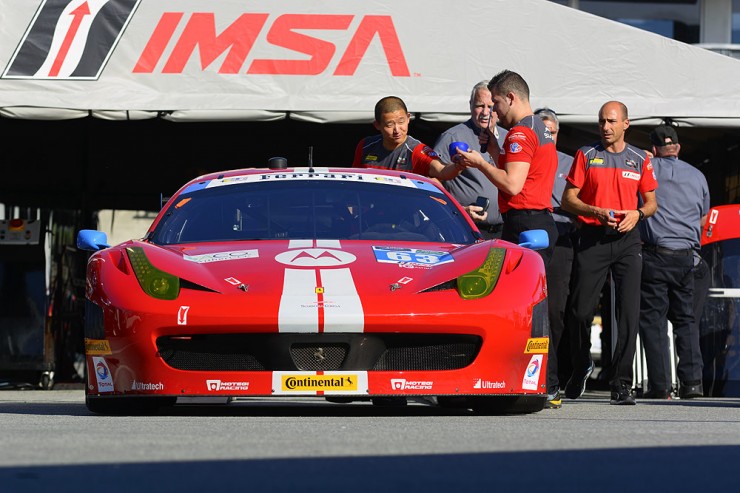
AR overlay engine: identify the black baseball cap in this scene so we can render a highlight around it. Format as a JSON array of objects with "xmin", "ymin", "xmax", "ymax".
[{"xmin": 650, "ymin": 125, "xmax": 679, "ymax": 146}]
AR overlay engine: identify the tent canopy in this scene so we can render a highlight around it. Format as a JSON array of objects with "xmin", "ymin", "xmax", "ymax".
[{"xmin": 2, "ymin": 0, "xmax": 740, "ymax": 128}]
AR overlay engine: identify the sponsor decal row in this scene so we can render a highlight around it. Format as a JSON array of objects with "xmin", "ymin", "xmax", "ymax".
[{"xmin": 89, "ymin": 338, "xmax": 545, "ymax": 394}]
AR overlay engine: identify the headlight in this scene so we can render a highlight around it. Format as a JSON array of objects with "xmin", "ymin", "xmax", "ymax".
[
  {"xmin": 456, "ymin": 247, "xmax": 505, "ymax": 300},
  {"xmin": 126, "ymin": 247, "xmax": 180, "ymax": 300}
]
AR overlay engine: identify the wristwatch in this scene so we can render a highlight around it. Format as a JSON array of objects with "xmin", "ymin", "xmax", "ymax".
[{"xmin": 637, "ymin": 209, "xmax": 645, "ymax": 221}]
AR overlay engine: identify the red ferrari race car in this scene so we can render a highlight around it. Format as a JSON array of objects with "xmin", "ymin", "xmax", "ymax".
[
  {"xmin": 77, "ymin": 165, "xmax": 550, "ymax": 415},
  {"xmin": 699, "ymin": 204, "xmax": 740, "ymax": 396}
]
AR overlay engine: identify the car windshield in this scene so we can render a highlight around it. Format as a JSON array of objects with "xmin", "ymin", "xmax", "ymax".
[
  {"xmin": 703, "ymin": 238, "xmax": 740, "ymax": 289},
  {"xmin": 148, "ymin": 175, "xmax": 476, "ymax": 245}
]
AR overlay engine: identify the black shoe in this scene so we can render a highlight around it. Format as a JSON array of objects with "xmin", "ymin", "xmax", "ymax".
[
  {"xmin": 643, "ymin": 389, "xmax": 671, "ymax": 399},
  {"xmin": 610, "ymin": 384, "xmax": 636, "ymax": 405},
  {"xmin": 564, "ymin": 361, "xmax": 594, "ymax": 400},
  {"xmin": 545, "ymin": 389, "xmax": 562, "ymax": 409},
  {"xmin": 679, "ymin": 382, "xmax": 703, "ymax": 399}
]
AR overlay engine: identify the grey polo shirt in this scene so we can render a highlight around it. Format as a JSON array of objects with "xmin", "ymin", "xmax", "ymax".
[
  {"xmin": 551, "ymin": 150, "xmax": 575, "ymax": 225},
  {"xmin": 638, "ymin": 155, "xmax": 710, "ymax": 251},
  {"xmin": 433, "ymin": 119, "xmax": 507, "ymax": 227}
]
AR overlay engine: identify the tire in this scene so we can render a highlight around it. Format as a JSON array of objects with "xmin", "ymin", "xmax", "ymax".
[
  {"xmin": 86, "ymin": 394, "xmax": 177, "ymax": 415},
  {"xmin": 469, "ymin": 395, "xmax": 546, "ymax": 415},
  {"xmin": 39, "ymin": 371, "xmax": 55, "ymax": 390}
]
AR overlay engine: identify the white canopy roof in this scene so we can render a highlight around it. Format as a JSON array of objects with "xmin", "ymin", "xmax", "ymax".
[{"xmin": 2, "ymin": 0, "xmax": 740, "ymax": 127}]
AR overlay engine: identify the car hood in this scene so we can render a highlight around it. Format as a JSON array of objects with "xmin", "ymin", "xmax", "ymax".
[{"xmin": 127, "ymin": 239, "xmax": 498, "ymax": 295}]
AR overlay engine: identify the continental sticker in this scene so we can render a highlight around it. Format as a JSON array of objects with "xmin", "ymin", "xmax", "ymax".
[
  {"xmin": 525, "ymin": 337, "xmax": 549, "ymax": 354},
  {"xmin": 85, "ymin": 338, "xmax": 112, "ymax": 355},
  {"xmin": 272, "ymin": 371, "xmax": 368, "ymax": 395}
]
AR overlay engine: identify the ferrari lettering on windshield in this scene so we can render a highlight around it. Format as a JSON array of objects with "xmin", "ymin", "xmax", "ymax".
[{"xmin": 134, "ymin": 12, "xmax": 410, "ymax": 76}]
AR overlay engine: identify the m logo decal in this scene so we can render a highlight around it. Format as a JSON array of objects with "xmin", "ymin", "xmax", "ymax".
[{"xmin": 2, "ymin": 0, "xmax": 140, "ymax": 80}]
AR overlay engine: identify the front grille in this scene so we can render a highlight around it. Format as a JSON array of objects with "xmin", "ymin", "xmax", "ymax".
[
  {"xmin": 290, "ymin": 343, "xmax": 348, "ymax": 371},
  {"xmin": 157, "ymin": 333, "xmax": 481, "ymax": 372}
]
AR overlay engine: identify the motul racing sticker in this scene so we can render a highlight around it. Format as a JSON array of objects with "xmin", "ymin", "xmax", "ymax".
[
  {"xmin": 207, "ymin": 380, "xmax": 249, "ymax": 391},
  {"xmin": 272, "ymin": 371, "xmax": 368, "ymax": 395},
  {"xmin": 277, "ymin": 240, "xmax": 363, "ymax": 333},
  {"xmin": 3, "ymin": 0, "xmax": 141, "ymax": 80},
  {"xmin": 92, "ymin": 356, "xmax": 113, "ymax": 393},
  {"xmin": 391, "ymin": 378, "xmax": 432, "ymax": 390},
  {"xmin": 522, "ymin": 354, "xmax": 543, "ymax": 391}
]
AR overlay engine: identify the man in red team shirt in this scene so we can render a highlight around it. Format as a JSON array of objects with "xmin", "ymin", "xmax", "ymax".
[
  {"xmin": 456, "ymin": 69, "xmax": 558, "ymax": 264},
  {"xmin": 455, "ymin": 70, "xmax": 560, "ymax": 409},
  {"xmin": 561, "ymin": 100, "xmax": 658, "ymax": 406},
  {"xmin": 353, "ymin": 96, "xmax": 464, "ymax": 181}
]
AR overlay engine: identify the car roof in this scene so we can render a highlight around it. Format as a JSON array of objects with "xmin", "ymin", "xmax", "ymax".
[{"xmin": 187, "ymin": 167, "xmax": 438, "ymax": 186}]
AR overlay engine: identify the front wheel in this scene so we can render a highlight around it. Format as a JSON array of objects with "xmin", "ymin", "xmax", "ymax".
[
  {"xmin": 86, "ymin": 395, "xmax": 177, "ymax": 415},
  {"xmin": 468, "ymin": 395, "xmax": 546, "ymax": 415}
]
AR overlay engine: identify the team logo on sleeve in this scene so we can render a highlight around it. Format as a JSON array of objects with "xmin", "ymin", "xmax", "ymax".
[
  {"xmin": 421, "ymin": 146, "xmax": 439, "ymax": 159},
  {"xmin": 3, "ymin": 0, "xmax": 141, "ymax": 80},
  {"xmin": 508, "ymin": 142, "xmax": 523, "ymax": 153}
]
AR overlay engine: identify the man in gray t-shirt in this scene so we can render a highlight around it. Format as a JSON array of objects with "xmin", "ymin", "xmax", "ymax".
[
  {"xmin": 433, "ymin": 81, "xmax": 506, "ymax": 239},
  {"xmin": 638, "ymin": 124, "xmax": 710, "ymax": 399}
]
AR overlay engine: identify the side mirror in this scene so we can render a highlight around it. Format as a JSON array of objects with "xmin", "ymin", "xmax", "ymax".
[
  {"xmin": 77, "ymin": 229, "xmax": 110, "ymax": 251},
  {"xmin": 518, "ymin": 229, "xmax": 549, "ymax": 250}
]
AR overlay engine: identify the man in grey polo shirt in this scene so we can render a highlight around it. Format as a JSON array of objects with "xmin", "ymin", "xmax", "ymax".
[
  {"xmin": 433, "ymin": 80, "xmax": 507, "ymax": 239},
  {"xmin": 638, "ymin": 124, "xmax": 710, "ymax": 399}
]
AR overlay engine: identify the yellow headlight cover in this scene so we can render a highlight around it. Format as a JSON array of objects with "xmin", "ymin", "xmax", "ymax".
[
  {"xmin": 126, "ymin": 247, "xmax": 180, "ymax": 300},
  {"xmin": 457, "ymin": 247, "xmax": 505, "ymax": 300}
]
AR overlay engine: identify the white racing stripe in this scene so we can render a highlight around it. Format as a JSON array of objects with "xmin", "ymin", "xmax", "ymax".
[
  {"xmin": 279, "ymin": 239, "xmax": 364, "ymax": 333},
  {"xmin": 279, "ymin": 268, "xmax": 320, "ymax": 332},
  {"xmin": 321, "ymin": 268, "xmax": 364, "ymax": 332}
]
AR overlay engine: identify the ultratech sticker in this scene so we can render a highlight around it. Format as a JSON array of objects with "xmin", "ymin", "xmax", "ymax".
[
  {"xmin": 131, "ymin": 380, "xmax": 164, "ymax": 391},
  {"xmin": 272, "ymin": 371, "xmax": 368, "ymax": 395},
  {"xmin": 473, "ymin": 379, "xmax": 505, "ymax": 389},
  {"xmin": 524, "ymin": 337, "xmax": 549, "ymax": 354},
  {"xmin": 85, "ymin": 338, "xmax": 112, "ymax": 355}
]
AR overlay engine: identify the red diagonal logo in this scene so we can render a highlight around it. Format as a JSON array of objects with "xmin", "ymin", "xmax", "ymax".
[{"xmin": 49, "ymin": 1, "xmax": 91, "ymax": 77}]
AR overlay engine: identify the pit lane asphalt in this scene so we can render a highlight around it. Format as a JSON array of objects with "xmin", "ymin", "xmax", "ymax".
[{"xmin": 1, "ymin": 388, "xmax": 740, "ymax": 493}]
